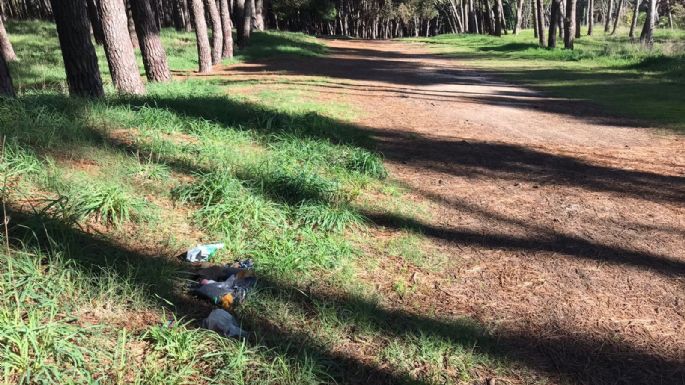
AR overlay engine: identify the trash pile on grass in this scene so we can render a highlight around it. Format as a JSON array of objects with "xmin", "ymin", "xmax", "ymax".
[{"xmin": 185, "ymin": 243, "xmax": 255, "ymax": 338}]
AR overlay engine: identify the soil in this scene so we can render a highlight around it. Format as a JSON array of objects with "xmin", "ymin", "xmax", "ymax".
[{"xmin": 217, "ymin": 40, "xmax": 685, "ymax": 384}]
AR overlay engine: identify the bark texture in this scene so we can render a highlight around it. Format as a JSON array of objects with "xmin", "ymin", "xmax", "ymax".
[
  {"xmin": 86, "ymin": 0, "xmax": 105, "ymax": 45},
  {"xmin": 190, "ymin": 0, "xmax": 212, "ymax": 72},
  {"xmin": 588, "ymin": 0, "xmax": 594, "ymax": 34},
  {"xmin": 640, "ymin": 0, "xmax": 655, "ymax": 46},
  {"xmin": 253, "ymin": 0, "xmax": 264, "ymax": 30},
  {"xmin": 0, "ymin": 15, "xmax": 17, "ymax": 61},
  {"xmin": 513, "ymin": 0, "xmax": 524, "ymax": 34},
  {"xmin": 51, "ymin": 0, "xmax": 105, "ymax": 98},
  {"xmin": 0, "ymin": 49, "xmax": 14, "ymax": 97},
  {"xmin": 204, "ymin": 0, "xmax": 222, "ymax": 64},
  {"xmin": 564, "ymin": 0, "xmax": 576, "ymax": 48},
  {"xmin": 219, "ymin": 0, "xmax": 234, "ymax": 58},
  {"xmin": 548, "ymin": 0, "xmax": 561, "ymax": 47},
  {"xmin": 97, "ymin": 0, "xmax": 146, "ymax": 94},
  {"xmin": 130, "ymin": 0, "xmax": 171, "ymax": 82},
  {"xmin": 125, "ymin": 0, "xmax": 139, "ymax": 48},
  {"xmin": 535, "ymin": 0, "xmax": 545, "ymax": 46}
]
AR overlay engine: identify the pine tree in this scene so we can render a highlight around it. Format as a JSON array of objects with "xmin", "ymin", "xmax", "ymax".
[
  {"xmin": 130, "ymin": 0, "xmax": 172, "ymax": 82},
  {"xmin": 51, "ymin": 0, "xmax": 105, "ymax": 98},
  {"xmin": 97, "ymin": 0, "xmax": 146, "ymax": 94}
]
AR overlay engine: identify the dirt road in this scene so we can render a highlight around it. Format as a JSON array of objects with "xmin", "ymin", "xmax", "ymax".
[{"xmin": 222, "ymin": 40, "xmax": 685, "ymax": 384}]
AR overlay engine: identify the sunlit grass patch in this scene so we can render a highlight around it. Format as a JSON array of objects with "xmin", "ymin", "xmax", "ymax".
[{"xmin": 410, "ymin": 29, "xmax": 685, "ymax": 131}]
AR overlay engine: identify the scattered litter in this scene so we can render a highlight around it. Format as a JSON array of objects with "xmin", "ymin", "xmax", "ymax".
[
  {"xmin": 186, "ymin": 243, "xmax": 225, "ymax": 262},
  {"xmin": 186, "ymin": 255, "xmax": 255, "ymax": 339},
  {"xmin": 193, "ymin": 269, "xmax": 256, "ymax": 310},
  {"xmin": 201, "ymin": 309, "xmax": 247, "ymax": 338}
]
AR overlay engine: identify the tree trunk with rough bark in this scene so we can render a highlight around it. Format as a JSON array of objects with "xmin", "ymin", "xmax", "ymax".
[
  {"xmin": 130, "ymin": 0, "xmax": 171, "ymax": 82},
  {"xmin": 0, "ymin": 49, "xmax": 14, "ymax": 97},
  {"xmin": 0, "ymin": 15, "xmax": 16, "ymax": 62},
  {"xmin": 125, "ymin": 0, "xmax": 139, "ymax": 48},
  {"xmin": 536, "ymin": 0, "xmax": 546, "ymax": 45},
  {"xmin": 548, "ymin": 0, "xmax": 562, "ymax": 47},
  {"xmin": 190, "ymin": 0, "xmax": 212, "ymax": 72},
  {"xmin": 640, "ymin": 0, "xmax": 655, "ymax": 46},
  {"xmin": 493, "ymin": 0, "xmax": 503, "ymax": 35},
  {"xmin": 253, "ymin": 0, "xmax": 264, "ymax": 30},
  {"xmin": 51, "ymin": 0, "xmax": 105, "ymax": 98},
  {"xmin": 86, "ymin": 0, "xmax": 105, "ymax": 45},
  {"xmin": 219, "ymin": 0, "xmax": 233, "ymax": 58},
  {"xmin": 204, "ymin": 0, "xmax": 222, "ymax": 64},
  {"xmin": 513, "ymin": 0, "xmax": 524, "ymax": 33},
  {"xmin": 97, "ymin": 0, "xmax": 145, "ymax": 94},
  {"xmin": 564, "ymin": 0, "xmax": 576, "ymax": 48},
  {"xmin": 238, "ymin": 0, "xmax": 253, "ymax": 47}
]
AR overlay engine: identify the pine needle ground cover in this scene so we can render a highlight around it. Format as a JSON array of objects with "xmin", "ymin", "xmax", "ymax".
[{"xmin": 0, "ymin": 21, "xmax": 522, "ymax": 385}]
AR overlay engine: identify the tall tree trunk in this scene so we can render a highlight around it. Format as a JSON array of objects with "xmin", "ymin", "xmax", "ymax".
[
  {"xmin": 190, "ymin": 0, "xmax": 212, "ymax": 72},
  {"xmin": 130, "ymin": 0, "xmax": 171, "ymax": 82},
  {"xmin": 548, "ymin": 0, "xmax": 561, "ymax": 47},
  {"xmin": 564, "ymin": 0, "xmax": 576, "ymax": 47},
  {"xmin": 575, "ymin": 0, "xmax": 582, "ymax": 37},
  {"xmin": 611, "ymin": 0, "xmax": 623, "ymax": 33},
  {"xmin": 629, "ymin": 0, "xmax": 639, "ymax": 38},
  {"xmin": 0, "ymin": 15, "xmax": 17, "ymax": 62},
  {"xmin": 494, "ymin": 0, "xmax": 503, "ymax": 35},
  {"xmin": 234, "ymin": 0, "xmax": 247, "ymax": 46},
  {"xmin": 253, "ymin": 0, "xmax": 264, "ymax": 30},
  {"xmin": 0, "ymin": 49, "xmax": 14, "ymax": 97},
  {"xmin": 172, "ymin": 0, "xmax": 186, "ymax": 30},
  {"xmin": 513, "ymin": 0, "xmax": 525, "ymax": 33},
  {"xmin": 639, "ymin": 0, "xmax": 655, "ymax": 46},
  {"xmin": 587, "ymin": 0, "xmax": 594, "ymax": 34},
  {"xmin": 125, "ymin": 0, "xmax": 139, "ymax": 48},
  {"xmin": 51, "ymin": 0, "xmax": 105, "ymax": 98},
  {"xmin": 86, "ymin": 0, "xmax": 106, "ymax": 45},
  {"xmin": 238, "ymin": 0, "xmax": 253, "ymax": 47},
  {"xmin": 204, "ymin": 0, "xmax": 222, "ymax": 64},
  {"xmin": 604, "ymin": 0, "xmax": 614, "ymax": 31},
  {"xmin": 219, "ymin": 0, "xmax": 233, "ymax": 58},
  {"xmin": 533, "ymin": 0, "xmax": 538, "ymax": 37},
  {"xmin": 536, "ymin": 0, "xmax": 546, "ymax": 45},
  {"xmin": 98, "ymin": 0, "xmax": 145, "ymax": 94}
]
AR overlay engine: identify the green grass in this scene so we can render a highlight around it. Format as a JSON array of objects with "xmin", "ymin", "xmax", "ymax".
[
  {"xmin": 410, "ymin": 29, "xmax": 685, "ymax": 131},
  {"xmin": 0, "ymin": 20, "xmax": 543, "ymax": 385}
]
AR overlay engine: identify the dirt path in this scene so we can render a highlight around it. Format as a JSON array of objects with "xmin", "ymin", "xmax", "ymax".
[{"xmin": 219, "ymin": 40, "xmax": 685, "ymax": 384}]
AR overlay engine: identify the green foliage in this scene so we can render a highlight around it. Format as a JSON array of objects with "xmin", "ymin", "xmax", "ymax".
[{"xmin": 0, "ymin": 20, "xmax": 523, "ymax": 385}]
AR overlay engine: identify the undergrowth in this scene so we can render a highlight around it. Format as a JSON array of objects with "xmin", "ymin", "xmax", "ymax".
[{"xmin": 0, "ymin": 20, "xmax": 517, "ymax": 385}]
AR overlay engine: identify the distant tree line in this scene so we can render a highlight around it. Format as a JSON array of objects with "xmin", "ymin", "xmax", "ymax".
[{"xmin": 0, "ymin": 0, "xmax": 682, "ymax": 97}]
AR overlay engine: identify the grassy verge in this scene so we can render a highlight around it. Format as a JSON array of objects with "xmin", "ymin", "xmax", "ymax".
[
  {"xmin": 410, "ymin": 29, "xmax": 685, "ymax": 131},
  {"xmin": 1, "ymin": 21, "xmax": 540, "ymax": 385}
]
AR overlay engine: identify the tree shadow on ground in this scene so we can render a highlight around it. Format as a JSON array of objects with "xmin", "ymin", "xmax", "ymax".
[
  {"xmin": 2, "ymin": 91, "xmax": 684, "ymax": 384},
  {"xmin": 218, "ymin": 39, "xmax": 684, "ymax": 131},
  {"xmin": 478, "ymin": 42, "xmax": 540, "ymax": 52},
  {"xmin": 4, "ymin": 206, "xmax": 684, "ymax": 385}
]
